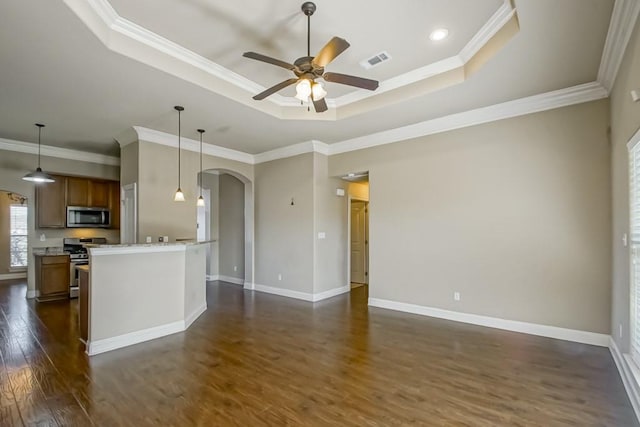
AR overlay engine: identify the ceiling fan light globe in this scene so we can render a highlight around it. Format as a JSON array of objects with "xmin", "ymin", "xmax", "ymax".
[
  {"xmin": 295, "ymin": 79, "xmax": 312, "ymax": 100},
  {"xmin": 312, "ymin": 82, "xmax": 327, "ymax": 100}
]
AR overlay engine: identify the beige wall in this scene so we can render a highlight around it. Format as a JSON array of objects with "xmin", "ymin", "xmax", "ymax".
[
  {"xmin": 255, "ymin": 153, "xmax": 314, "ymax": 293},
  {"xmin": 313, "ymin": 153, "xmax": 348, "ymax": 293},
  {"xmin": 330, "ymin": 100, "xmax": 612, "ymax": 333},
  {"xmin": 135, "ymin": 140, "xmax": 253, "ymax": 243},
  {"xmin": 0, "ymin": 149, "xmax": 120, "ymax": 291},
  {"xmin": 202, "ymin": 172, "xmax": 219, "ymax": 276},
  {"xmin": 611, "ymin": 18, "xmax": 640, "ymax": 351},
  {"xmin": 120, "ymin": 142, "xmax": 138, "ymax": 186},
  {"xmin": 219, "ymin": 173, "xmax": 244, "ymax": 280}
]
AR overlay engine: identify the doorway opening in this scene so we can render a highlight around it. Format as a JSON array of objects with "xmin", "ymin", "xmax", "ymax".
[
  {"xmin": 0, "ymin": 190, "xmax": 28, "ymax": 281},
  {"xmin": 200, "ymin": 170, "xmax": 254, "ymax": 287},
  {"xmin": 342, "ymin": 174, "xmax": 369, "ymax": 292}
]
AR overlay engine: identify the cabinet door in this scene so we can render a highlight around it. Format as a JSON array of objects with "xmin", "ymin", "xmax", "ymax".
[
  {"xmin": 36, "ymin": 176, "xmax": 66, "ymax": 228},
  {"xmin": 39, "ymin": 257, "xmax": 70, "ymax": 297},
  {"xmin": 109, "ymin": 181, "xmax": 121, "ymax": 229},
  {"xmin": 89, "ymin": 180, "xmax": 109, "ymax": 208},
  {"xmin": 66, "ymin": 177, "xmax": 89, "ymax": 206}
]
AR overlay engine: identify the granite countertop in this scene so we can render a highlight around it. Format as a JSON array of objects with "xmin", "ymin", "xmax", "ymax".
[
  {"xmin": 85, "ymin": 239, "xmax": 217, "ymax": 249},
  {"xmin": 33, "ymin": 248, "xmax": 68, "ymax": 256}
]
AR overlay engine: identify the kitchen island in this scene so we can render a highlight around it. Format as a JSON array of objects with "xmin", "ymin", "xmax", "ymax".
[{"xmin": 83, "ymin": 241, "xmax": 209, "ymax": 356}]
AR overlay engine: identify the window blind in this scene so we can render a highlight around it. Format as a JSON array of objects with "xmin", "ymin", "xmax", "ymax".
[
  {"xmin": 9, "ymin": 205, "xmax": 27, "ymax": 268},
  {"xmin": 630, "ymin": 144, "xmax": 640, "ymax": 365}
]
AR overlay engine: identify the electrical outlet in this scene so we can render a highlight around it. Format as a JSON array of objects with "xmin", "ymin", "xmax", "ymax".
[
  {"xmin": 146, "ymin": 236, "xmax": 152, "ymax": 243},
  {"xmin": 454, "ymin": 292, "xmax": 461, "ymax": 301},
  {"xmin": 234, "ymin": 266, "xmax": 237, "ymax": 272},
  {"xmin": 39, "ymin": 234, "xmax": 46, "ymax": 242},
  {"xmin": 163, "ymin": 236, "xmax": 169, "ymax": 243},
  {"xmin": 278, "ymin": 273, "xmax": 282, "ymax": 281}
]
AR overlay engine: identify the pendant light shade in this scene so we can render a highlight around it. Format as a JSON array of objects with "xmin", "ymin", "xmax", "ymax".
[
  {"xmin": 23, "ymin": 124, "xmax": 55, "ymax": 183},
  {"xmin": 174, "ymin": 106, "xmax": 185, "ymax": 202},
  {"xmin": 196, "ymin": 128, "xmax": 205, "ymax": 207}
]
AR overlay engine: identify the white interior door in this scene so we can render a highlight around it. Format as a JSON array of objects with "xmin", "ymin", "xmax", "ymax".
[
  {"xmin": 121, "ymin": 183, "xmax": 137, "ymax": 244},
  {"xmin": 351, "ymin": 201, "xmax": 367, "ymax": 284}
]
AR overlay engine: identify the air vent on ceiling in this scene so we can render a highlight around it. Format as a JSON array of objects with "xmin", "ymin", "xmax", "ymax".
[{"xmin": 360, "ymin": 51, "xmax": 391, "ymax": 70}]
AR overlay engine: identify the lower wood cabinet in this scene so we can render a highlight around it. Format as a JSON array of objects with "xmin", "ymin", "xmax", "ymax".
[{"xmin": 35, "ymin": 255, "xmax": 70, "ymax": 302}]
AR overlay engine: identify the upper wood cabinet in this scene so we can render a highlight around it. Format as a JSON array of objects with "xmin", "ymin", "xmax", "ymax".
[
  {"xmin": 66, "ymin": 177, "xmax": 89, "ymax": 206},
  {"xmin": 36, "ymin": 175, "xmax": 66, "ymax": 228},
  {"xmin": 66, "ymin": 177, "xmax": 110, "ymax": 208},
  {"xmin": 89, "ymin": 180, "xmax": 109, "ymax": 208},
  {"xmin": 36, "ymin": 174, "xmax": 120, "ymax": 229},
  {"xmin": 109, "ymin": 181, "xmax": 121, "ymax": 230}
]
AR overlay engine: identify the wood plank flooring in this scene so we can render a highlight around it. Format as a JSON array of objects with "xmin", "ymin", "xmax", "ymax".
[{"xmin": 0, "ymin": 278, "xmax": 636, "ymax": 426}]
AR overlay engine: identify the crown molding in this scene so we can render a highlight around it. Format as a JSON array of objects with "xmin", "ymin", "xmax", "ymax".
[
  {"xmin": 328, "ymin": 82, "xmax": 608, "ymax": 155},
  {"xmin": 0, "ymin": 137, "xmax": 120, "ymax": 166},
  {"xmin": 597, "ymin": 0, "xmax": 640, "ymax": 92},
  {"xmin": 132, "ymin": 126, "xmax": 254, "ymax": 165},
  {"xmin": 459, "ymin": 0, "xmax": 516, "ymax": 62},
  {"xmin": 254, "ymin": 140, "xmax": 328, "ymax": 164},
  {"xmin": 127, "ymin": 81, "xmax": 608, "ymax": 165},
  {"xmin": 63, "ymin": 0, "xmax": 517, "ymax": 120}
]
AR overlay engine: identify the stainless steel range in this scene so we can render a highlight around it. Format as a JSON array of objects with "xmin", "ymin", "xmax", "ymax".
[{"xmin": 64, "ymin": 237, "xmax": 106, "ymax": 298}]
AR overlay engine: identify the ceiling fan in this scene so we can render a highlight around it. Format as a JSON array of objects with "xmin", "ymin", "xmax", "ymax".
[{"xmin": 242, "ymin": 1, "xmax": 379, "ymax": 113}]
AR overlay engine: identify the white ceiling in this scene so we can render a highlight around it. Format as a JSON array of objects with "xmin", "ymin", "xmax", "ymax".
[{"xmin": 0, "ymin": 0, "xmax": 615, "ymax": 156}]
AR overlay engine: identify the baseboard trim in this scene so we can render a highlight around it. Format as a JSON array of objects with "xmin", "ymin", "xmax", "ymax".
[
  {"xmin": 248, "ymin": 283, "xmax": 351, "ymax": 302},
  {"xmin": 184, "ymin": 303, "xmax": 207, "ymax": 329},
  {"xmin": 312, "ymin": 285, "xmax": 351, "ymax": 302},
  {"xmin": 0, "ymin": 272, "xmax": 27, "ymax": 281},
  {"xmin": 215, "ymin": 275, "xmax": 244, "ymax": 286},
  {"xmin": 26, "ymin": 289, "xmax": 36, "ymax": 299},
  {"xmin": 609, "ymin": 337, "xmax": 640, "ymax": 423},
  {"xmin": 87, "ymin": 320, "xmax": 184, "ymax": 356},
  {"xmin": 368, "ymin": 298, "xmax": 610, "ymax": 347},
  {"xmin": 251, "ymin": 283, "xmax": 314, "ymax": 301}
]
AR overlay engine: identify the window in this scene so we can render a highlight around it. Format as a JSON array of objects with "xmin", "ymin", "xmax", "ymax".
[{"xmin": 9, "ymin": 205, "xmax": 28, "ymax": 268}]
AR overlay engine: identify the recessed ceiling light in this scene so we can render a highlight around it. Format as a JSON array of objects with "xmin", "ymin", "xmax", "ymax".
[{"xmin": 429, "ymin": 28, "xmax": 449, "ymax": 41}]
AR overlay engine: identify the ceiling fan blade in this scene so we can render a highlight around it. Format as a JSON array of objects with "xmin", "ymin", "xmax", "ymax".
[
  {"xmin": 312, "ymin": 97, "xmax": 328, "ymax": 113},
  {"xmin": 312, "ymin": 37, "xmax": 350, "ymax": 68},
  {"xmin": 323, "ymin": 72, "xmax": 379, "ymax": 91},
  {"xmin": 252, "ymin": 78, "xmax": 299, "ymax": 100},
  {"xmin": 243, "ymin": 52, "xmax": 296, "ymax": 70}
]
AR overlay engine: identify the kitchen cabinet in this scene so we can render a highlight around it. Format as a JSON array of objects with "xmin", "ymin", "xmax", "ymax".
[
  {"xmin": 36, "ymin": 175, "xmax": 66, "ymax": 228},
  {"xmin": 35, "ymin": 254, "xmax": 70, "ymax": 302},
  {"xmin": 109, "ymin": 181, "xmax": 121, "ymax": 230},
  {"xmin": 89, "ymin": 180, "xmax": 109, "ymax": 208},
  {"xmin": 66, "ymin": 177, "xmax": 89, "ymax": 206},
  {"xmin": 36, "ymin": 174, "xmax": 120, "ymax": 228},
  {"xmin": 67, "ymin": 177, "xmax": 112, "ymax": 208}
]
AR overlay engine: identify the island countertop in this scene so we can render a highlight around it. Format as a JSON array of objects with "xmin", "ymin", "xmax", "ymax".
[{"xmin": 85, "ymin": 239, "xmax": 216, "ymax": 249}]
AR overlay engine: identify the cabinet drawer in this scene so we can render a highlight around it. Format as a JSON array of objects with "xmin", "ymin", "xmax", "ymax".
[{"xmin": 40, "ymin": 255, "xmax": 69, "ymax": 265}]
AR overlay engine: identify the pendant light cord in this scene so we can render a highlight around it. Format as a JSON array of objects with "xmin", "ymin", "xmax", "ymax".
[
  {"xmin": 177, "ymin": 109, "xmax": 181, "ymax": 188},
  {"xmin": 199, "ymin": 130, "xmax": 203, "ymax": 197},
  {"xmin": 37, "ymin": 125, "xmax": 42, "ymax": 169}
]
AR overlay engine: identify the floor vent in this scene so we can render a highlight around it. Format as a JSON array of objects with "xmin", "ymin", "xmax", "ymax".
[{"xmin": 360, "ymin": 51, "xmax": 391, "ymax": 70}]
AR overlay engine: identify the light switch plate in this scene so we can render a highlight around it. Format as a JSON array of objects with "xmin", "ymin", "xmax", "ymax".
[{"xmin": 318, "ymin": 232, "xmax": 326, "ymax": 239}]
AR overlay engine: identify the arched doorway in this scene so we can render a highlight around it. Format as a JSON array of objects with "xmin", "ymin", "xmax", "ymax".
[{"xmin": 199, "ymin": 169, "xmax": 254, "ymax": 287}]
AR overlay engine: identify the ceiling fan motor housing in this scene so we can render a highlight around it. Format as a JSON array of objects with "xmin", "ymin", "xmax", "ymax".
[{"xmin": 293, "ymin": 56, "xmax": 324, "ymax": 78}]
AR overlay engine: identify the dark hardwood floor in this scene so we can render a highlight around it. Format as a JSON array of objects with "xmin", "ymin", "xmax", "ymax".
[{"xmin": 0, "ymin": 278, "xmax": 636, "ymax": 426}]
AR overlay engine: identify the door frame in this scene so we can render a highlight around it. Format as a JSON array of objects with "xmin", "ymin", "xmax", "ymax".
[
  {"xmin": 121, "ymin": 183, "xmax": 137, "ymax": 244},
  {"xmin": 347, "ymin": 195, "xmax": 369, "ymax": 287}
]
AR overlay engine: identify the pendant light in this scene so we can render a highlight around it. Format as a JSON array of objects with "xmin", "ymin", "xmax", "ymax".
[
  {"xmin": 23, "ymin": 124, "xmax": 55, "ymax": 183},
  {"xmin": 196, "ymin": 129, "xmax": 205, "ymax": 207},
  {"xmin": 174, "ymin": 106, "xmax": 185, "ymax": 202}
]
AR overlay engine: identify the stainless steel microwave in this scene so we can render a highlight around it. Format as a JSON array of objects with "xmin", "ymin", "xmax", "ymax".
[{"xmin": 67, "ymin": 206, "xmax": 111, "ymax": 228}]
